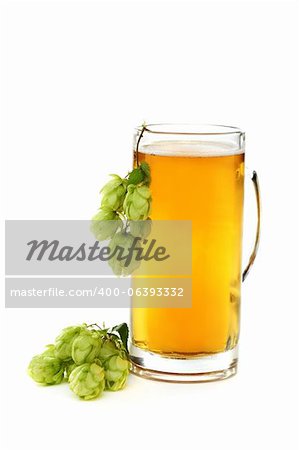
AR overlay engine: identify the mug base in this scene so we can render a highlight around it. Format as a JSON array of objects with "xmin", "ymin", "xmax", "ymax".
[{"xmin": 129, "ymin": 344, "xmax": 238, "ymax": 383}]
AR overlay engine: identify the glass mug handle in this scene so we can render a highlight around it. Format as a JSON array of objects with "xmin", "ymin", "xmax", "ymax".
[{"xmin": 242, "ymin": 171, "xmax": 261, "ymax": 282}]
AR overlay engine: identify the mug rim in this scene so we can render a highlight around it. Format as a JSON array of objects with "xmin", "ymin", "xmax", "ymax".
[{"xmin": 137, "ymin": 123, "xmax": 244, "ymax": 136}]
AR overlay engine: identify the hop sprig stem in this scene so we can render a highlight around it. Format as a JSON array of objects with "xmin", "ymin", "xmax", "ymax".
[
  {"xmin": 135, "ymin": 123, "xmax": 146, "ymax": 167},
  {"xmin": 91, "ymin": 123, "xmax": 152, "ymax": 275}
]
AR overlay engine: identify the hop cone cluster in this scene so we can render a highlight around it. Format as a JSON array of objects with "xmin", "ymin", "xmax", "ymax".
[
  {"xmin": 28, "ymin": 322, "xmax": 130, "ymax": 401},
  {"xmin": 91, "ymin": 161, "xmax": 152, "ymax": 275}
]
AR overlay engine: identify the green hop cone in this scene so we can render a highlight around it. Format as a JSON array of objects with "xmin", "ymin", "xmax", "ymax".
[
  {"xmin": 98, "ymin": 338, "xmax": 121, "ymax": 362},
  {"xmin": 129, "ymin": 219, "xmax": 152, "ymax": 238},
  {"xmin": 69, "ymin": 362, "xmax": 105, "ymax": 400},
  {"xmin": 123, "ymin": 185, "xmax": 152, "ymax": 221},
  {"xmin": 91, "ymin": 208, "xmax": 121, "ymax": 241},
  {"xmin": 41, "ymin": 344, "xmax": 56, "ymax": 357},
  {"xmin": 65, "ymin": 360, "xmax": 77, "ymax": 381},
  {"xmin": 104, "ymin": 354, "xmax": 130, "ymax": 391},
  {"xmin": 72, "ymin": 331, "xmax": 102, "ymax": 365},
  {"xmin": 54, "ymin": 325, "xmax": 86, "ymax": 361},
  {"xmin": 28, "ymin": 354, "xmax": 64, "ymax": 385},
  {"xmin": 100, "ymin": 175, "xmax": 127, "ymax": 211},
  {"xmin": 108, "ymin": 231, "xmax": 141, "ymax": 276}
]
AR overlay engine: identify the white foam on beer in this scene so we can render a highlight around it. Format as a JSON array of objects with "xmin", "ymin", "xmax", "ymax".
[{"xmin": 139, "ymin": 140, "xmax": 244, "ymax": 157}]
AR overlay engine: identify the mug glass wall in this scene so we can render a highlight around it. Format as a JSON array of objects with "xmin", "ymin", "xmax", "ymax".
[{"xmin": 130, "ymin": 124, "xmax": 256, "ymax": 382}]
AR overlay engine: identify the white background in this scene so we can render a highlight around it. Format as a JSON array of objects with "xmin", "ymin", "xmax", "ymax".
[{"xmin": 1, "ymin": 0, "xmax": 299, "ymax": 449}]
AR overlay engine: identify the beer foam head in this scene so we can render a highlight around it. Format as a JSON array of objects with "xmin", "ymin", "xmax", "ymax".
[{"xmin": 139, "ymin": 140, "xmax": 244, "ymax": 157}]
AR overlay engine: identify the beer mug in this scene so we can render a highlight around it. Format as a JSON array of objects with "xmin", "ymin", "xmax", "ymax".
[{"xmin": 130, "ymin": 124, "xmax": 260, "ymax": 382}]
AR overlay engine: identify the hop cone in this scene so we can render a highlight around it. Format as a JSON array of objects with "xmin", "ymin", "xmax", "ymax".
[
  {"xmin": 69, "ymin": 362, "xmax": 105, "ymax": 400},
  {"xmin": 65, "ymin": 360, "xmax": 77, "ymax": 381},
  {"xmin": 98, "ymin": 338, "xmax": 121, "ymax": 362},
  {"xmin": 72, "ymin": 331, "xmax": 102, "ymax": 365},
  {"xmin": 28, "ymin": 354, "xmax": 64, "ymax": 385},
  {"xmin": 123, "ymin": 185, "xmax": 151, "ymax": 221},
  {"xmin": 100, "ymin": 175, "xmax": 127, "ymax": 211},
  {"xmin": 42, "ymin": 344, "xmax": 56, "ymax": 357},
  {"xmin": 108, "ymin": 231, "xmax": 141, "ymax": 276},
  {"xmin": 104, "ymin": 354, "xmax": 130, "ymax": 391},
  {"xmin": 54, "ymin": 325, "xmax": 85, "ymax": 361},
  {"xmin": 91, "ymin": 208, "xmax": 121, "ymax": 241},
  {"xmin": 130, "ymin": 219, "xmax": 152, "ymax": 238}
]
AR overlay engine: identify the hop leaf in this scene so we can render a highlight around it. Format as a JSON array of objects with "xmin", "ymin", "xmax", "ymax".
[
  {"xmin": 140, "ymin": 162, "xmax": 151, "ymax": 185},
  {"xmin": 72, "ymin": 331, "xmax": 102, "ymax": 365},
  {"xmin": 91, "ymin": 209, "xmax": 121, "ymax": 241},
  {"xmin": 100, "ymin": 175, "xmax": 127, "ymax": 211},
  {"xmin": 123, "ymin": 185, "xmax": 151, "ymax": 221},
  {"xmin": 54, "ymin": 325, "xmax": 86, "ymax": 361},
  {"xmin": 69, "ymin": 362, "xmax": 105, "ymax": 400},
  {"xmin": 111, "ymin": 323, "xmax": 129, "ymax": 352},
  {"xmin": 104, "ymin": 354, "xmax": 130, "ymax": 391},
  {"xmin": 28, "ymin": 354, "xmax": 64, "ymax": 385},
  {"xmin": 127, "ymin": 168, "xmax": 145, "ymax": 186}
]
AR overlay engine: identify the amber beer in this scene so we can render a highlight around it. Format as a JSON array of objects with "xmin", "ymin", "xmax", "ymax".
[{"xmin": 130, "ymin": 124, "xmax": 250, "ymax": 381}]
